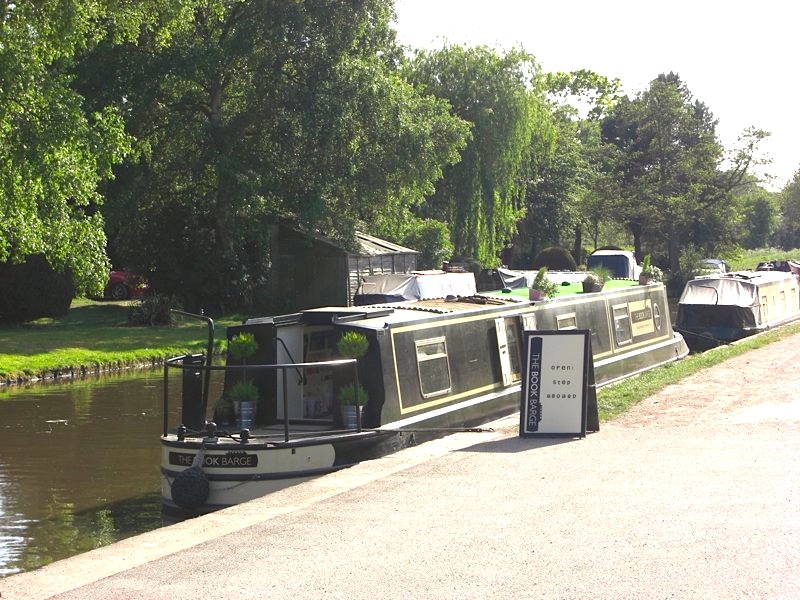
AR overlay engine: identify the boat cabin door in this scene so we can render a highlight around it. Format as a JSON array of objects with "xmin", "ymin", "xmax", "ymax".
[
  {"xmin": 275, "ymin": 324, "xmax": 306, "ymax": 421},
  {"xmin": 275, "ymin": 326, "xmax": 339, "ymax": 422},
  {"xmin": 494, "ymin": 316, "xmax": 526, "ymax": 386}
]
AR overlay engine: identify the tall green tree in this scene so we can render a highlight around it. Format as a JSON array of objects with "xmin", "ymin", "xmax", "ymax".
[
  {"xmin": 510, "ymin": 70, "xmax": 621, "ymax": 267},
  {"xmin": 774, "ymin": 168, "xmax": 800, "ymax": 249},
  {"xmin": 724, "ymin": 176, "xmax": 777, "ymax": 250},
  {"xmin": 510, "ymin": 113, "xmax": 581, "ymax": 267},
  {"xmin": 79, "ymin": 0, "xmax": 468, "ymax": 310},
  {"xmin": 0, "ymin": 0, "xmax": 196, "ymax": 297},
  {"xmin": 406, "ymin": 46, "xmax": 553, "ymax": 266},
  {"xmin": 601, "ymin": 73, "xmax": 767, "ymax": 271}
]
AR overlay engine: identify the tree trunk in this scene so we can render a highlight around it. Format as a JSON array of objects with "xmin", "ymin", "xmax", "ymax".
[
  {"xmin": 572, "ymin": 225, "xmax": 583, "ymax": 267},
  {"xmin": 628, "ymin": 221, "xmax": 643, "ymax": 263},
  {"xmin": 668, "ymin": 223, "xmax": 681, "ymax": 274}
]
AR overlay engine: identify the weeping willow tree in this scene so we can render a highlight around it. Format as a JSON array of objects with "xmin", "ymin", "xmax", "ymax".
[{"xmin": 406, "ymin": 45, "xmax": 556, "ymax": 266}]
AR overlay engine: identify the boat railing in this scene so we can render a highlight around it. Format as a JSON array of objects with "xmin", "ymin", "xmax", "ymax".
[{"xmin": 163, "ymin": 355, "xmax": 362, "ymax": 440}]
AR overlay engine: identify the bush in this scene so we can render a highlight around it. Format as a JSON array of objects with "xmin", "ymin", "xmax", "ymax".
[
  {"xmin": 402, "ymin": 220, "xmax": 454, "ymax": 270},
  {"xmin": 531, "ymin": 246, "xmax": 577, "ymax": 271},
  {"xmin": 128, "ymin": 294, "xmax": 180, "ymax": 326},
  {"xmin": 0, "ymin": 254, "xmax": 74, "ymax": 324}
]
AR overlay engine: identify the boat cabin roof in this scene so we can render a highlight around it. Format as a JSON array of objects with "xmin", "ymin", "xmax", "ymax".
[
  {"xmin": 301, "ymin": 294, "xmax": 528, "ymax": 331},
  {"xmin": 297, "ymin": 276, "xmax": 641, "ymax": 331}
]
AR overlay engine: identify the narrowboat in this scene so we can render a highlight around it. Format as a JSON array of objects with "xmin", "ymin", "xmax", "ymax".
[
  {"xmin": 674, "ymin": 269, "xmax": 800, "ymax": 351},
  {"xmin": 161, "ymin": 272, "xmax": 688, "ymax": 514}
]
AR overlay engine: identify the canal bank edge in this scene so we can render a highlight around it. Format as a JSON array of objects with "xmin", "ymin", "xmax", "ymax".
[{"xmin": 0, "ymin": 415, "xmax": 516, "ymax": 599}]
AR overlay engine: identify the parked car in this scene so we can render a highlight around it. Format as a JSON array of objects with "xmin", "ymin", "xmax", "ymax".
[{"xmin": 104, "ymin": 271, "xmax": 150, "ymax": 300}]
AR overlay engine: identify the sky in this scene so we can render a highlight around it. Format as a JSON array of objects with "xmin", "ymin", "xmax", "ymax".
[{"xmin": 392, "ymin": 0, "xmax": 798, "ymax": 191}]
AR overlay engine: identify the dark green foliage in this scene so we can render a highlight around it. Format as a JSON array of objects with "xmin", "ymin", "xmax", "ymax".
[
  {"xmin": 127, "ymin": 294, "xmax": 180, "ymax": 326},
  {"xmin": 402, "ymin": 220, "xmax": 454, "ymax": 270},
  {"xmin": 531, "ymin": 246, "xmax": 577, "ymax": 271},
  {"xmin": 775, "ymin": 170, "xmax": 800, "ymax": 249},
  {"xmin": 0, "ymin": 255, "xmax": 75, "ymax": 324},
  {"xmin": 513, "ymin": 113, "xmax": 586, "ymax": 269},
  {"xmin": 80, "ymin": 1, "xmax": 468, "ymax": 311},
  {"xmin": 0, "ymin": 1, "xmax": 201, "ymax": 298},
  {"xmin": 599, "ymin": 73, "xmax": 767, "ymax": 272}
]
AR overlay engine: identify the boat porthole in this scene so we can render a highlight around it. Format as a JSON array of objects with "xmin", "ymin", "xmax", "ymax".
[{"xmin": 653, "ymin": 303, "xmax": 662, "ymax": 331}]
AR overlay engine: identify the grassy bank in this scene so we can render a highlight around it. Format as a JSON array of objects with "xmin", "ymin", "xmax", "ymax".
[
  {"xmin": 725, "ymin": 247, "xmax": 800, "ymax": 271},
  {"xmin": 0, "ymin": 299, "xmax": 243, "ymax": 383}
]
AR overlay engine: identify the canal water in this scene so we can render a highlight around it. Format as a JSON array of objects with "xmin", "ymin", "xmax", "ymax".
[{"xmin": 0, "ymin": 369, "xmax": 217, "ymax": 577}]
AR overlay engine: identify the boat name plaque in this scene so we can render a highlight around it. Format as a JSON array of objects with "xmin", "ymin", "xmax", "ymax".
[
  {"xmin": 169, "ymin": 451, "xmax": 259, "ymax": 468},
  {"xmin": 519, "ymin": 330, "xmax": 589, "ymax": 438}
]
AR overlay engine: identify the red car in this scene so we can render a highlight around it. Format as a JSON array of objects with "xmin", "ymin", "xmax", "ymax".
[{"xmin": 104, "ymin": 271, "xmax": 150, "ymax": 300}]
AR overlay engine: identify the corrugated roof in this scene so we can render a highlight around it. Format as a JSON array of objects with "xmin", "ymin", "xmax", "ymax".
[{"xmin": 356, "ymin": 231, "xmax": 418, "ymax": 256}]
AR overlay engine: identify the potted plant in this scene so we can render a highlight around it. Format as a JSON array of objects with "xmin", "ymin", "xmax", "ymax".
[
  {"xmin": 529, "ymin": 267, "xmax": 560, "ymax": 301},
  {"xmin": 228, "ymin": 331, "xmax": 258, "ymax": 362},
  {"xmin": 338, "ymin": 382, "xmax": 369, "ymax": 428},
  {"xmin": 227, "ymin": 332, "xmax": 259, "ymax": 429},
  {"xmin": 639, "ymin": 255, "xmax": 663, "ymax": 285},
  {"xmin": 582, "ymin": 266, "xmax": 610, "ymax": 293},
  {"xmin": 336, "ymin": 331, "xmax": 369, "ymax": 428},
  {"xmin": 229, "ymin": 380, "xmax": 258, "ymax": 429}
]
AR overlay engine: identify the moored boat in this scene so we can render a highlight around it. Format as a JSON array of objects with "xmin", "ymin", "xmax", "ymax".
[
  {"xmin": 160, "ymin": 272, "xmax": 688, "ymax": 514},
  {"xmin": 674, "ymin": 269, "xmax": 800, "ymax": 351}
]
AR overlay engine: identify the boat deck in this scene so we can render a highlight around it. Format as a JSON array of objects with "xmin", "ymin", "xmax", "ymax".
[{"xmin": 487, "ymin": 277, "xmax": 640, "ymax": 301}]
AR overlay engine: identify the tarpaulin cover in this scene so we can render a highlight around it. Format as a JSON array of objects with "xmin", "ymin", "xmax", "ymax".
[
  {"xmin": 354, "ymin": 271, "xmax": 477, "ymax": 305},
  {"xmin": 678, "ymin": 277, "xmax": 758, "ymax": 308}
]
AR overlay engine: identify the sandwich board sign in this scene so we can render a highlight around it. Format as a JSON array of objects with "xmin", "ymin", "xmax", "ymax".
[{"xmin": 519, "ymin": 330, "xmax": 590, "ymax": 438}]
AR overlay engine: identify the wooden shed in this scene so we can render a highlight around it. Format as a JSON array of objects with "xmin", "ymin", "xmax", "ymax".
[{"xmin": 271, "ymin": 226, "xmax": 418, "ymax": 310}]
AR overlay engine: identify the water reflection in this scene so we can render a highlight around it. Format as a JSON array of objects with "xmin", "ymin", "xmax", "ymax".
[{"xmin": 0, "ymin": 370, "xmax": 213, "ymax": 576}]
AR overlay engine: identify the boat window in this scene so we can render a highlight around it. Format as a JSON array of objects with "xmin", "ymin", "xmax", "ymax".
[
  {"xmin": 652, "ymin": 302, "xmax": 663, "ymax": 332},
  {"xmin": 415, "ymin": 337, "xmax": 452, "ymax": 398},
  {"xmin": 781, "ymin": 290, "xmax": 786, "ymax": 312},
  {"xmin": 761, "ymin": 295, "xmax": 768, "ymax": 319},
  {"xmin": 556, "ymin": 313, "xmax": 577, "ymax": 330},
  {"xmin": 612, "ymin": 305, "xmax": 633, "ymax": 346}
]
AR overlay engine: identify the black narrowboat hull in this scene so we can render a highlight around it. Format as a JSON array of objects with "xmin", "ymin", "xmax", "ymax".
[{"xmin": 160, "ymin": 280, "xmax": 688, "ymax": 513}]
